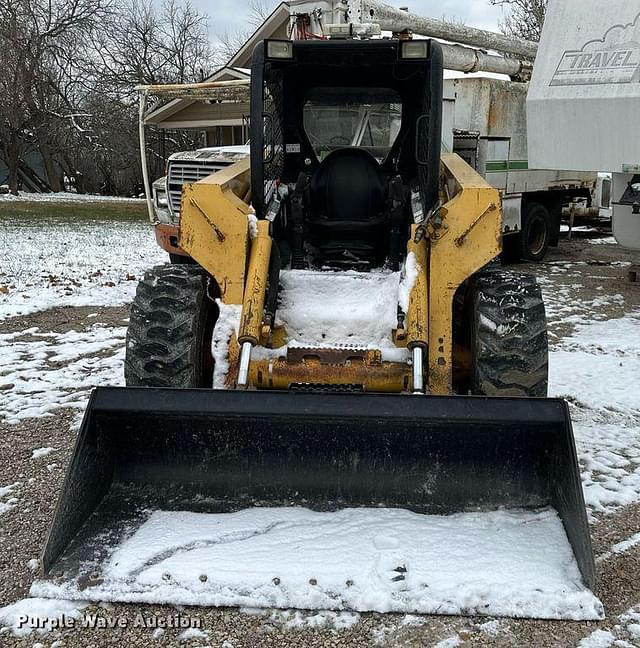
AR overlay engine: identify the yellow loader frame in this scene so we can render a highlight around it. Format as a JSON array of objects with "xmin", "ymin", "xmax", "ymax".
[{"xmin": 179, "ymin": 152, "xmax": 500, "ymax": 396}]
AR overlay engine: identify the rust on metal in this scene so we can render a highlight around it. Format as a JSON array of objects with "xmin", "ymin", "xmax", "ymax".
[
  {"xmin": 285, "ymin": 347, "xmax": 382, "ymax": 365},
  {"xmin": 247, "ymin": 346, "xmax": 410, "ymax": 393},
  {"xmin": 154, "ymin": 223, "xmax": 188, "ymax": 257},
  {"xmin": 225, "ymin": 333, "xmax": 240, "ymax": 389},
  {"xmin": 238, "ymin": 221, "xmax": 272, "ymax": 345},
  {"xmin": 406, "ymin": 223, "xmax": 429, "ymax": 349},
  {"xmin": 455, "ymin": 201, "xmax": 497, "ymax": 247},
  {"xmin": 262, "ymin": 326, "xmax": 288, "ymax": 348},
  {"xmin": 189, "ymin": 197, "xmax": 226, "ymax": 242}
]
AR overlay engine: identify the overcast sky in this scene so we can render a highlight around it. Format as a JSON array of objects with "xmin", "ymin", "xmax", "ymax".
[{"xmin": 201, "ymin": 0, "xmax": 505, "ymax": 42}]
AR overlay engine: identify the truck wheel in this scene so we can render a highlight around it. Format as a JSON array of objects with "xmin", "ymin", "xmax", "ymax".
[
  {"xmin": 519, "ymin": 202, "xmax": 551, "ymax": 262},
  {"xmin": 470, "ymin": 270, "xmax": 548, "ymax": 397},
  {"xmin": 125, "ymin": 264, "xmax": 218, "ymax": 388}
]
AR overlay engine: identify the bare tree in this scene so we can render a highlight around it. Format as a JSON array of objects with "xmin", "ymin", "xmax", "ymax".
[
  {"xmin": 0, "ymin": 0, "xmax": 111, "ymax": 192},
  {"xmin": 160, "ymin": 0, "xmax": 213, "ymax": 83},
  {"xmin": 57, "ymin": 0, "xmax": 216, "ymax": 193},
  {"xmin": 87, "ymin": 0, "xmax": 214, "ymax": 97},
  {"xmin": 216, "ymin": 0, "xmax": 278, "ymax": 65},
  {"xmin": 0, "ymin": 0, "xmax": 267, "ymax": 195},
  {"xmin": 490, "ymin": 0, "xmax": 547, "ymax": 42},
  {"xmin": 0, "ymin": 33, "xmax": 30, "ymax": 193},
  {"xmin": 248, "ymin": 0, "xmax": 275, "ymax": 28},
  {"xmin": 215, "ymin": 30, "xmax": 249, "ymax": 65}
]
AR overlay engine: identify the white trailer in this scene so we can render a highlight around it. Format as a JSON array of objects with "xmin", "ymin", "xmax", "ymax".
[
  {"xmin": 444, "ymin": 77, "xmax": 603, "ymax": 260},
  {"xmin": 527, "ymin": 0, "xmax": 640, "ymax": 256}
]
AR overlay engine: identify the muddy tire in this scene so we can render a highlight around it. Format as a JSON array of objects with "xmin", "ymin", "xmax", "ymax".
[
  {"xmin": 125, "ymin": 264, "xmax": 218, "ymax": 388},
  {"xmin": 470, "ymin": 269, "xmax": 548, "ymax": 397}
]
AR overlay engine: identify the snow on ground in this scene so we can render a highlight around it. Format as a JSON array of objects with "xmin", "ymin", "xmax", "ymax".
[
  {"xmin": 596, "ymin": 531, "xmax": 640, "ymax": 563},
  {"xmin": 619, "ymin": 607, "xmax": 640, "ymax": 640},
  {"xmin": 538, "ymin": 266, "xmax": 626, "ymax": 328},
  {"xmin": 549, "ymin": 313, "xmax": 640, "ymax": 418},
  {"xmin": 0, "ymin": 191, "xmax": 143, "ymax": 203},
  {"xmin": 551, "ymin": 345, "xmax": 639, "ymax": 414},
  {"xmin": 371, "ymin": 616, "xmax": 423, "ymax": 645},
  {"xmin": 575, "ymin": 418, "xmax": 640, "ymax": 515},
  {"xmin": 587, "ymin": 237, "xmax": 618, "ymax": 246},
  {"xmin": 269, "ymin": 609, "xmax": 361, "ymax": 631},
  {"xmin": 245, "ymin": 607, "xmax": 361, "ymax": 631},
  {"xmin": 0, "ymin": 216, "xmax": 164, "ymax": 319},
  {"xmin": 31, "ymin": 447, "xmax": 56, "ymax": 459},
  {"xmin": 0, "ymin": 326, "xmax": 126, "ymax": 423},
  {"xmin": 432, "ymin": 637, "xmax": 463, "ymax": 648},
  {"xmin": 177, "ymin": 627, "xmax": 208, "ymax": 642},
  {"xmin": 548, "ymin": 312, "xmax": 640, "ymax": 515},
  {"xmin": 577, "ymin": 629, "xmax": 616, "ymax": 648},
  {"xmin": 0, "ymin": 482, "xmax": 20, "ymax": 515},
  {"xmin": 0, "ymin": 598, "xmax": 88, "ymax": 637},
  {"xmin": 576, "ymin": 605, "xmax": 640, "ymax": 647},
  {"xmin": 31, "ymin": 507, "xmax": 603, "ymax": 620}
]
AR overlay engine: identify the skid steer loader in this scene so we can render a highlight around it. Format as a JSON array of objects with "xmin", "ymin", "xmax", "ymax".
[{"xmin": 39, "ymin": 38, "xmax": 595, "ymax": 614}]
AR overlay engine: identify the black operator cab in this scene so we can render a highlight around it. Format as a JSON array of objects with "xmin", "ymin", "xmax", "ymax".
[{"xmin": 250, "ymin": 38, "xmax": 443, "ymax": 271}]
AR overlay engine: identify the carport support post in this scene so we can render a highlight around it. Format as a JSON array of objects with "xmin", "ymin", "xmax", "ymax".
[{"xmin": 138, "ymin": 90, "xmax": 155, "ymax": 223}]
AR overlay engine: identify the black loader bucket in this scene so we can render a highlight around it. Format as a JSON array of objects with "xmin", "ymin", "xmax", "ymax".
[{"xmin": 39, "ymin": 387, "xmax": 595, "ymax": 609}]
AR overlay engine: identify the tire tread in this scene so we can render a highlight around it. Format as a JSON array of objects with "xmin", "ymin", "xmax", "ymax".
[
  {"xmin": 124, "ymin": 264, "xmax": 215, "ymax": 388},
  {"xmin": 472, "ymin": 269, "xmax": 549, "ymax": 397}
]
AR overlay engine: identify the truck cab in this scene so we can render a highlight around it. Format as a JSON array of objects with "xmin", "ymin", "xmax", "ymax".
[{"xmin": 152, "ymin": 145, "xmax": 250, "ymax": 261}]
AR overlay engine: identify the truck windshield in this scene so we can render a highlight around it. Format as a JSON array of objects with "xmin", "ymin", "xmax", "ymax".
[{"xmin": 303, "ymin": 87, "xmax": 402, "ymax": 161}]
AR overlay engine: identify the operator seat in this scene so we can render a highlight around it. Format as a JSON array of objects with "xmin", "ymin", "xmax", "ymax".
[{"xmin": 306, "ymin": 148, "xmax": 390, "ymax": 266}]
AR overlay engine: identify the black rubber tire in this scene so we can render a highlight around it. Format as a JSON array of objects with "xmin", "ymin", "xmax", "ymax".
[
  {"xmin": 470, "ymin": 269, "xmax": 548, "ymax": 397},
  {"xmin": 519, "ymin": 202, "xmax": 551, "ymax": 262},
  {"xmin": 125, "ymin": 264, "xmax": 218, "ymax": 388}
]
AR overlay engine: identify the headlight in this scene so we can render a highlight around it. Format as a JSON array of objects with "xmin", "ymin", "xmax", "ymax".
[
  {"xmin": 266, "ymin": 40, "xmax": 294, "ymax": 60},
  {"xmin": 401, "ymin": 40, "xmax": 429, "ymax": 60},
  {"xmin": 152, "ymin": 178, "xmax": 172, "ymax": 224},
  {"xmin": 154, "ymin": 186, "xmax": 168, "ymax": 209}
]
